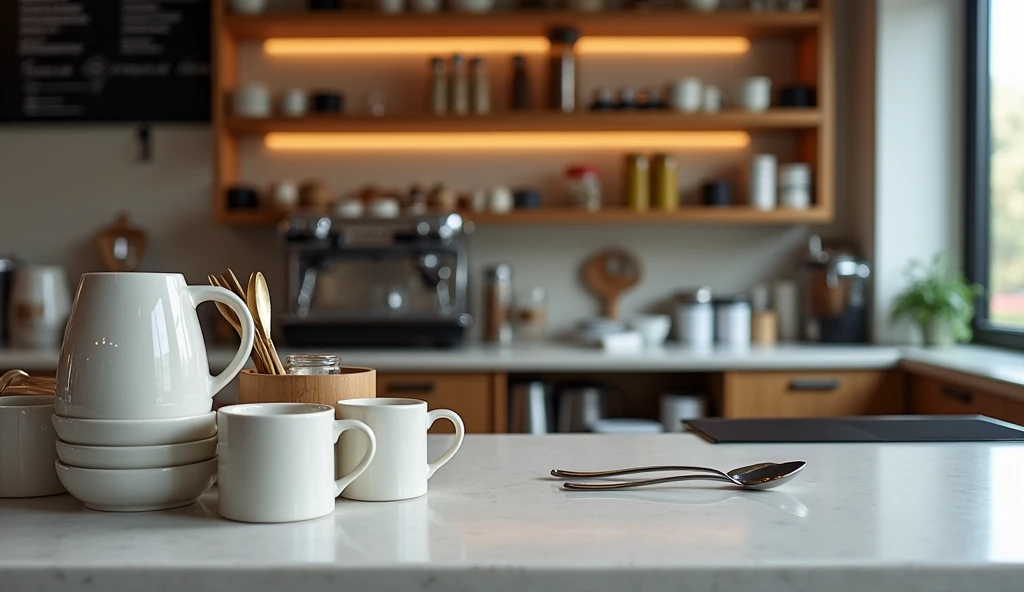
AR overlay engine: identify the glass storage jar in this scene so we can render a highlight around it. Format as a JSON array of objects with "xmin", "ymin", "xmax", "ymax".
[{"xmin": 286, "ymin": 354, "xmax": 342, "ymax": 375}]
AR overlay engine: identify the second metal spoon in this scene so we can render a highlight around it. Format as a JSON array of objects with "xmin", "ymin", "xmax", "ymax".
[{"xmin": 554, "ymin": 461, "xmax": 806, "ymax": 491}]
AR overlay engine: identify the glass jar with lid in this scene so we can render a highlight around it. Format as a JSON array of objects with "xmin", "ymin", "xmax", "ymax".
[
  {"xmin": 286, "ymin": 354, "xmax": 342, "ymax": 375},
  {"xmin": 566, "ymin": 165, "xmax": 601, "ymax": 212}
]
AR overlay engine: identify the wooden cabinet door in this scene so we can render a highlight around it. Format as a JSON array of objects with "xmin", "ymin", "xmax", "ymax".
[
  {"xmin": 375, "ymin": 372, "xmax": 499, "ymax": 433},
  {"xmin": 997, "ymin": 396, "xmax": 1024, "ymax": 426},
  {"xmin": 911, "ymin": 376, "xmax": 1004, "ymax": 417},
  {"xmin": 719, "ymin": 370, "xmax": 906, "ymax": 418}
]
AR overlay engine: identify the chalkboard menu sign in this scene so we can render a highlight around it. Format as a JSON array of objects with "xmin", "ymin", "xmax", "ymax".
[{"xmin": 0, "ymin": 0, "xmax": 211, "ymax": 122}]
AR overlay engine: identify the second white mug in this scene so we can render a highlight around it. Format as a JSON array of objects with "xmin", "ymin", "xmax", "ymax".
[{"xmin": 337, "ymin": 398, "xmax": 465, "ymax": 502}]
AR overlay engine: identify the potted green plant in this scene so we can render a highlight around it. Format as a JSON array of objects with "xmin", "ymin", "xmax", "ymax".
[{"xmin": 890, "ymin": 254, "xmax": 983, "ymax": 346}]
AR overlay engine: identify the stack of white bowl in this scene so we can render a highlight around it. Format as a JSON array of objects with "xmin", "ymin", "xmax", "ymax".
[
  {"xmin": 51, "ymin": 413, "xmax": 219, "ymax": 512},
  {"xmin": 48, "ymin": 272, "xmax": 255, "ymax": 512}
]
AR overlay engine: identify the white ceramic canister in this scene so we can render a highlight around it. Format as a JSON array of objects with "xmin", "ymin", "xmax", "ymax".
[
  {"xmin": 715, "ymin": 296, "xmax": 752, "ymax": 350},
  {"xmin": 674, "ymin": 287, "xmax": 714, "ymax": 349}
]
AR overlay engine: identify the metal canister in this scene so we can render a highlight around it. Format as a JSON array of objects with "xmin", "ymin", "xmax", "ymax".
[
  {"xmin": 651, "ymin": 153, "xmax": 679, "ymax": 210},
  {"xmin": 484, "ymin": 264, "xmax": 513, "ymax": 345},
  {"xmin": 624, "ymin": 154, "xmax": 650, "ymax": 212}
]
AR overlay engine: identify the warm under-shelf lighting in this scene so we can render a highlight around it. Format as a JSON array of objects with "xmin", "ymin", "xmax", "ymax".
[
  {"xmin": 262, "ymin": 36, "xmax": 749, "ymax": 56},
  {"xmin": 264, "ymin": 131, "xmax": 750, "ymax": 151},
  {"xmin": 263, "ymin": 37, "xmax": 548, "ymax": 55},
  {"xmin": 576, "ymin": 37, "xmax": 749, "ymax": 55}
]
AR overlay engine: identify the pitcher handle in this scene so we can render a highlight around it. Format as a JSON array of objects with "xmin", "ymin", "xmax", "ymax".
[{"xmin": 185, "ymin": 286, "xmax": 256, "ymax": 398}]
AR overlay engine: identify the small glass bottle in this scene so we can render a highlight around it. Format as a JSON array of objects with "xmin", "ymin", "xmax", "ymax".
[
  {"xmin": 566, "ymin": 165, "xmax": 602, "ymax": 211},
  {"xmin": 286, "ymin": 354, "xmax": 342, "ymax": 375},
  {"xmin": 484, "ymin": 264, "xmax": 513, "ymax": 346},
  {"xmin": 430, "ymin": 57, "xmax": 448, "ymax": 115},
  {"xmin": 470, "ymin": 57, "xmax": 491, "ymax": 115},
  {"xmin": 450, "ymin": 54, "xmax": 469, "ymax": 116}
]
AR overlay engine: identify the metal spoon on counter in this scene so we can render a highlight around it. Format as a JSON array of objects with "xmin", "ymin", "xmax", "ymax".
[{"xmin": 552, "ymin": 461, "xmax": 806, "ymax": 491}]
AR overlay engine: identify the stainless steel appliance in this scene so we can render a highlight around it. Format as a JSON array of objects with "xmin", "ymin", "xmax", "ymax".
[
  {"xmin": 280, "ymin": 214, "xmax": 472, "ymax": 347},
  {"xmin": 508, "ymin": 380, "xmax": 552, "ymax": 434},
  {"xmin": 802, "ymin": 235, "xmax": 871, "ymax": 343}
]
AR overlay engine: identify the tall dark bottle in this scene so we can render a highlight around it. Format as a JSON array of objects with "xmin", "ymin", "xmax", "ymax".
[
  {"xmin": 511, "ymin": 55, "xmax": 531, "ymax": 110},
  {"xmin": 547, "ymin": 27, "xmax": 580, "ymax": 113}
]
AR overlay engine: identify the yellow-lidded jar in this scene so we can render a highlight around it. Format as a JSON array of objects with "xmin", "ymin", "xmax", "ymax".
[
  {"xmin": 624, "ymin": 154, "xmax": 650, "ymax": 212},
  {"xmin": 651, "ymin": 153, "xmax": 679, "ymax": 211}
]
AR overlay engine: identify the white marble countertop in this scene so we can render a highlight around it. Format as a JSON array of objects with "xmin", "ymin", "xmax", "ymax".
[
  {"xmin": 1, "ymin": 434, "xmax": 1022, "ymax": 592},
  {"xmin": 0, "ymin": 343, "xmax": 903, "ymax": 373}
]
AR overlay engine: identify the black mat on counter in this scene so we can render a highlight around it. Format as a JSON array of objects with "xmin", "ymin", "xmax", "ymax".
[{"xmin": 684, "ymin": 415, "xmax": 1024, "ymax": 443}]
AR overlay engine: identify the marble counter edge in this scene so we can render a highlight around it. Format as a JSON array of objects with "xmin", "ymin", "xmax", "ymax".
[{"xmin": 0, "ymin": 562, "xmax": 1020, "ymax": 592}]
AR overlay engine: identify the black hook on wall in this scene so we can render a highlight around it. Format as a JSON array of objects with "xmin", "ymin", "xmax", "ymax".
[{"xmin": 136, "ymin": 124, "xmax": 152, "ymax": 163}]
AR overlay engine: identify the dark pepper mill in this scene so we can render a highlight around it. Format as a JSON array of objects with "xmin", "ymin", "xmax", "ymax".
[{"xmin": 511, "ymin": 55, "xmax": 531, "ymax": 111}]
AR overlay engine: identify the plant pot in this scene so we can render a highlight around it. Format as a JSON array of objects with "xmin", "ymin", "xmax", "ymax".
[{"xmin": 921, "ymin": 319, "xmax": 955, "ymax": 347}]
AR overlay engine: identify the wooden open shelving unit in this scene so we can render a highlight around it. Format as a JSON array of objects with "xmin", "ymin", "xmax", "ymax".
[
  {"xmin": 223, "ymin": 9, "xmax": 822, "ymax": 38},
  {"xmin": 212, "ymin": 0, "xmax": 834, "ymax": 226}
]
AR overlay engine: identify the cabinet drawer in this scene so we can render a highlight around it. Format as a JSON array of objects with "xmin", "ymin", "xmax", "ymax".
[
  {"xmin": 720, "ymin": 370, "xmax": 905, "ymax": 418},
  {"xmin": 375, "ymin": 372, "xmax": 494, "ymax": 433},
  {"xmin": 911, "ymin": 376, "xmax": 1004, "ymax": 417}
]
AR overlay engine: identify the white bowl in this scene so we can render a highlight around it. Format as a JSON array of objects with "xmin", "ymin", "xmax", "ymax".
[
  {"xmin": 55, "ymin": 458, "xmax": 217, "ymax": 512},
  {"xmin": 55, "ymin": 436, "xmax": 217, "ymax": 470},
  {"xmin": 629, "ymin": 314, "xmax": 672, "ymax": 348},
  {"xmin": 51, "ymin": 412, "xmax": 216, "ymax": 446}
]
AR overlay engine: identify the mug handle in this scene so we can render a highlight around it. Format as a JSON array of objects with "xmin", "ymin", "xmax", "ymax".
[
  {"xmin": 184, "ymin": 286, "xmax": 256, "ymax": 398},
  {"xmin": 332, "ymin": 419, "xmax": 376, "ymax": 497},
  {"xmin": 425, "ymin": 409, "xmax": 465, "ymax": 479}
]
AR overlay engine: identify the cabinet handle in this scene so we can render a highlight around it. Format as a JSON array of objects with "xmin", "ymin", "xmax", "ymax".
[
  {"xmin": 940, "ymin": 386, "xmax": 972, "ymax": 405},
  {"xmin": 385, "ymin": 382, "xmax": 436, "ymax": 394},
  {"xmin": 787, "ymin": 379, "xmax": 840, "ymax": 392}
]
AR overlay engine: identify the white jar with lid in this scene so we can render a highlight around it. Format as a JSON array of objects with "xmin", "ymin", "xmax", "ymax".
[
  {"xmin": 674, "ymin": 287, "xmax": 714, "ymax": 350},
  {"xmin": 715, "ymin": 296, "xmax": 752, "ymax": 350},
  {"xmin": 779, "ymin": 162, "xmax": 812, "ymax": 209}
]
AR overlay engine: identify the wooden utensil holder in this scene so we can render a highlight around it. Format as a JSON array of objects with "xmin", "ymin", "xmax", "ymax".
[{"xmin": 238, "ymin": 367, "xmax": 376, "ymax": 415}]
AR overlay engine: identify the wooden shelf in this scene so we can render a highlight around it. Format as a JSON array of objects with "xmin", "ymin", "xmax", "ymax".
[
  {"xmin": 224, "ymin": 10, "xmax": 822, "ymax": 40},
  {"xmin": 465, "ymin": 207, "xmax": 831, "ymax": 225},
  {"xmin": 216, "ymin": 207, "xmax": 831, "ymax": 227},
  {"xmin": 226, "ymin": 110, "xmax": 820, "ymax": 134}
]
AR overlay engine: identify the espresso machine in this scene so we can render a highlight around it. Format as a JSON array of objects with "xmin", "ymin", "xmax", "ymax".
[
  {"xmin": 280, "ymin": 214, "xmax": 472, "ymax": 348},
  {"xmin": 801, "ymin": 235, "xmax": 871, "ymax": 343}
]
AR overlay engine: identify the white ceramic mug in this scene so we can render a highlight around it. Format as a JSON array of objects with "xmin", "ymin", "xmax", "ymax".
[
  {"xmin": 234, "ymin": 83, "xmax": 271, "ymax": 118},
  {"xmin": 670, "ymin": 77, "xmax": 703, "ymax": 113},
  {"xmin": 271, "ymin": 179, "xmax": 300, "ymax": 212},
  {"xmin": 0, "ymin": 395, "xmax": 65, "ymax": 498},
  {"xmin": 217, "ymin": 403, "xmax": 376, "ymax": 523},
  {"xmin": 736, "ymin": 76, "xmax": 772, "ymax": 112},
  {"xmin": 337, "ymin": 398, "xmax": 464, "ymax": 502},
  {"xmin": 55, "ymin": 273, "xmax": 255, "ymax": 420},
  {"xmin": 9, "ymin": 265, "xmax": 70, "ymax": 349},
  {"xmin": 702, "ymin": 84, "xmax": 723, "ymax": 112},
  {"xmin": 280, "ymin": 88, "xmax": 308, "ymax": 118}
]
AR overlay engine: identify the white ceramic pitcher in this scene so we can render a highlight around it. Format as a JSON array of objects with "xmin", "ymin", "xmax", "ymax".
[{"xmin": 55, "ymin": 273, "xmax": 255, "ymax": 420}]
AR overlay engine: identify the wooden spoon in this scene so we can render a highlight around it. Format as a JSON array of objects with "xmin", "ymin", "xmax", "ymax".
[
  {"xmin": 209, "ymin": 275, "xmax": 269, "ymax": 374},
  {"xmin": 254, "ymin": 272, "xmax": 285, "ymax": 374},
  {"xmin": 0, "ymin": 370, "xmax": 56, "ymax": 396},
  {"xmin": 583, "ymin": 248, "xmax": 643, "ymax": 320},
  {"xmin": 247, "ymin": 273, "xmax": 285, "ymax": 375}
]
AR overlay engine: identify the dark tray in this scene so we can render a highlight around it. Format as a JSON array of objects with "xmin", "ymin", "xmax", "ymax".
[{"xmin": 684, "ymin": 415, "xmax": 1024, "ymax": 443}]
